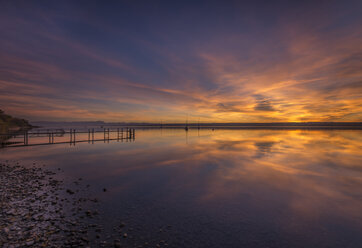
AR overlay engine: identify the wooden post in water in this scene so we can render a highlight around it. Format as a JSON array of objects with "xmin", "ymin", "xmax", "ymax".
[
  {"xmin": 23, "ymin": 130, "xmax": 29, "ymax": 145},
  {"xmin": 73, "ymin": 129, "xmax": 76, "ymax": 145},
  {"xmin": 70, "ymin": 129, "xmax": 72, "ymax": 144},
  {"xmin": 92, "ymin": 128, "xmax": 94, "ymax": 144}
]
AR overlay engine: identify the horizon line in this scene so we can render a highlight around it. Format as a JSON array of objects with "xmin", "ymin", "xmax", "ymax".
[{"xmin": 32, "ymin": 121, "xmax": 362, "ymax": 125}]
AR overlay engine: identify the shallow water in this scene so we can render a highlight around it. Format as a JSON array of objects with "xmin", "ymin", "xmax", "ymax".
[{"xmin": 1, "ymin": 129, "xmax": 362, "ymax": 247}]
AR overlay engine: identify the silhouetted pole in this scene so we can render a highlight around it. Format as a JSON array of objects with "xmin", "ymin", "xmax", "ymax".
[
  {"xmin": 23, "ymin": 130, "xmax": 29, "ymax": 145},
  {"xmin": 73, "ymin": 129, "xmax": 76, "ymax": 145}
]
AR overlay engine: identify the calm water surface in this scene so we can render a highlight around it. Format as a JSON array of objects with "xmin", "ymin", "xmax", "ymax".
[{"xmin": 1, "ymin": 129, "xmax": 362, "ymax": 247}]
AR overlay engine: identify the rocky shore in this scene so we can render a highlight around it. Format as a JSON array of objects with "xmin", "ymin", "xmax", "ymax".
[{"xmin": 0, "ymin": 162, "xmax": 126, "ymax": 248}]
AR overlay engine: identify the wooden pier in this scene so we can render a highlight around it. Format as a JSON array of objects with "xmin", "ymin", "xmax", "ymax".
[{"xmin": 0, "ymin": 128, "xmax": 135, "ymax": 148}]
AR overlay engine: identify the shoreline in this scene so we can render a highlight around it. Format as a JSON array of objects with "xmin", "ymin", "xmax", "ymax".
[{"xmin": 0, "ymin": 161, "xmax": 126, "ymax": 247}]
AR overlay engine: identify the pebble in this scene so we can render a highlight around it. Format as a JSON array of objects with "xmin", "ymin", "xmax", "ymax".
[
  {"xmin": 0, "ymin": 161, "xmax": 166, "ymax": 247},
  {"xmin": 0, "ymin": 162, "xmax": 103, "ymax": 247}
]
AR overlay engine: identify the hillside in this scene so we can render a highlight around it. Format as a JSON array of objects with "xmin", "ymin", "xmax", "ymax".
[{"xmin": 0, "ymin": 110, "xmax": 32, "ymax": 133}]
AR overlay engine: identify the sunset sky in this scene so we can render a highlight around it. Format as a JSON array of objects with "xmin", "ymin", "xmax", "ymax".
[{"xmin": 1, "ymin": 0, "xmax": 361, "ymax": 123}]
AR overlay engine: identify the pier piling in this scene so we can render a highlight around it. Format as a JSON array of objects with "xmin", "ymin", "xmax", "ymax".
[{"xmin": 2, "ymin": 128, "xmax": 136, "ymax": 148}]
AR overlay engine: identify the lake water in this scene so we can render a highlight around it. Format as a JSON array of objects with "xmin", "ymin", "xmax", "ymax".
[{"xmin": 1, "ymin": 128, "xmax": 362, "ymax": 247}]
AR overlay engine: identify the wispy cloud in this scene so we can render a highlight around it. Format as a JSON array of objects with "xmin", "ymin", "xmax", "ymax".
[{"xmin": 0, "ymin": 1, "xmax": 361, "ymax": 122}]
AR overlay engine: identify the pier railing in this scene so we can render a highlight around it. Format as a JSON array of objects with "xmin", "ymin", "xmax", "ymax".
[{"xmin": 0, "ymin": 128, "xmax": 135, "ymax": 148}]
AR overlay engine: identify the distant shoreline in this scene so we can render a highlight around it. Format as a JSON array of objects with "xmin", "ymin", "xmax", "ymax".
[{"xmin": 29, "ymin": 121, "xmax": 362, "ymax": 130}]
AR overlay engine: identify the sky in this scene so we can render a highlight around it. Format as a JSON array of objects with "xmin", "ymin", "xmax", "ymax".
[{"xmin": 0, "ymin": 0, "xmax": 361, "ymax": 123}]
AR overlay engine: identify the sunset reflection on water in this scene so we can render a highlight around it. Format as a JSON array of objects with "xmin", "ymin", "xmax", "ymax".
[{"xmin": 1, "ymin": 129, "xmax": 362, "ymax": 247}]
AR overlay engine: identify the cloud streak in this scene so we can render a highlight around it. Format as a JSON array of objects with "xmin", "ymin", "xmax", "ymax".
[{"xmin": 0, "ymin": 1, "xmax": 361, "ymax": 122}]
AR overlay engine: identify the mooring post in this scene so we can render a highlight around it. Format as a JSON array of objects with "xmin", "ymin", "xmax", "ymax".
[
  {"xmin": 133, "ymin": 128, "xmax": 135, "ymax": 140},
  {"xmin": 92, "ymin": 128, "xmax": 94, "ymax": 143},
  {"xmin": 73, "ymin": 129, "xmax": 76, "ymax": 144},
  {"xmin": 117, "ymin": 128, "xmax": 119, "ymax": 141},
  {"xmin": 70, "ymin": 129, "xmax": 72, "ymax": 143},
  {"xmin": 49, "ymin": 132, "xmax": 51, "ymax": 143},
  {"xmin": 23, "ymin": 130, "xmax": 29, "ymax": 145}
]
